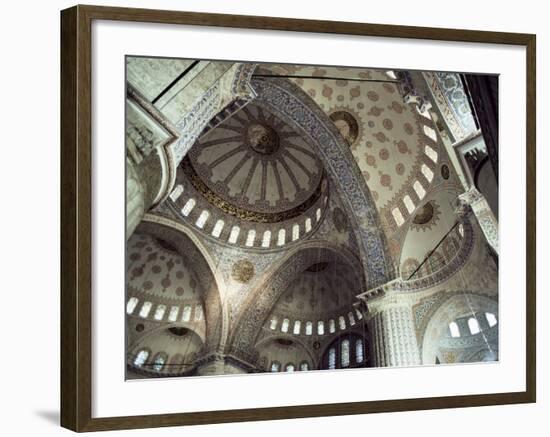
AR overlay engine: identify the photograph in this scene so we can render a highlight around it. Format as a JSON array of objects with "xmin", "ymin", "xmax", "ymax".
[{"xmin": 125, "ymin": 59, "xmax": 500, "ymax": 379}]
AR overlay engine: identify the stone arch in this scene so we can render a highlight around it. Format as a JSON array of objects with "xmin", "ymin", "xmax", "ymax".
[
  {"xmin": 420, "ymin": 292, "xmax": 498, "ymax": 364},
  {"xmin": 227, "ymin": 239, "xmax": 364, "ymax": 363},
  {"xmin": 251, "ymin": 77, "xmax": 394, "ymax": 288},
  {"xmin": 138, "ymin": 214, "xmax": 229, "ymax": 354}
]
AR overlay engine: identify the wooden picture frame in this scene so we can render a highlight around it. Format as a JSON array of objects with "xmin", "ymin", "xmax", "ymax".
[{"xmin": 60, "ymin": 4, "xmax": 536, "ymax": 432}]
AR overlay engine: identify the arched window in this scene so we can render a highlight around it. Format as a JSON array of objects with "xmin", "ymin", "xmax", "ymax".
[
  {"xmin": 355, "ymin": 308, "xmax": 363, "ymax": 320},
  {"xmin": 348, "ymin": 311, "xmax": 356, "ymax": 326},
  {"xmin": 305, "ymin": 218, "xmax": 312, "ymax": 233},
  {"xmin": 338, "ymin": 315, "xmax": 347, "ymax": 330},
  {"xmin": 228, "ymin": 226, "xmax": 240, "ymax": 244},
  {"xmin": 316, "ymin": 208, "xmax": 322, "ymax": 222},
  {"xmin": 211, "ymin": 219, "xmax": 224, "ymax": 238},
  {"xmin": 355, "ymin": 339, "xmax": 364, "ymax": 363},
  {"xmin": 424, "ymin": 145, "xmax": 438, "ymax": 162},
  {"xmin": 328, "ymin": 347, "xmax": 336, "ymax": 370},
  {"xmin": 329, "ymin": 319, "xmax": 336, "ymax": 334},
  {"xmin": 270, "ymin": 361, "xmax": 281, "ymax": 372},
  {"xmin": 293, "ymin": 320, "xmax": 301, "ymax": 335},
  {"xmin": 421, "ymin": 164, "xmax": 434, "ymax": 182},
  {"xmin": 281, "ymin": 318, "xmax": 290, "ymax": 333},
  {"xmin": 341, "ymin": 340, "xmax": 350, "ymax": 367},
  {"xmin": 181, "ymin": 305, "xmax": 192, "ymax": 322},
  {"xmin": 458, "ymin": 223, "xmax": 465, "ymax": 237},
  {"xmin": 168, "ymin": 306, "xmax": 179, "ymax": 322},
  {"xmin": 277, "ymin": 229, "xmax": 286, "ymax": 246},
  {"xmin": 194, "ymin": 304, "xmax": 203, "ymax": 321},
  {"xmin": 413, "ymin": 180, "xmax": 426, "ymax": 199},
  {"xmin": 485, "ymin": 312, "xmax": 498, "ymax": 327},
  {"xmin": 262, "ymin": 230, "xmax": 271, "ymax": 248},
  {"xmin": 292, "ymin": 224, "xmax": 300, "ymax": 241},
  {"xmin": 403, "ymin": 195, "xmax": 415, "ymax": 214},
  {"xmin": 245, "ymin": 229, "xmax": 256, "ymax": 247},
  {"xmin": 468, "ymin": 317, "xmax": 481, "ymax": 335},
  {"xmin": 303, "ymin": 321, "xmax": 312, "ymax": 335},
  {"xmin": 300, "ymin": 361, "xmax": 310, "ymax": 371},
  {"xmin": 169, "ymin": 184, "xmax": 184, "ymax": 202},
  {"xmin": 269, "ymin": 317, "xmax": 278, "ymax": 330},
  {"xmin": 154, "ymin": 304, "xmax": 166, "ymax": 321},
  {"xmin": 134, "ymin": 350, "xmax": 149, "ymax": 367},
  {"xmin": 449, "ymin": 321, "xmax": 461, "ymax": 338},
  {"xmin": 152, "ymin": 354, "xmax": 166, "ymax": 371},
  {"xmin": 139, "ymin": 301, "xmax": 152, "ymax": 318},
  {"xmin": 126, "ymin": 297, "xmax": 139, "ymax": 314},
  {"xmin": 181, "ymin": 198, "xmax": 196, "ymax": 216},
  {"xmin": 392, "ymin": 207, "xmax": 405, "ymax": 227},
  {"xmin": 195, "ymin": 210, "xmax": 210, "ymax": 228},
  {"xmin": 423, "ymin": 125, "xmax": 438, "ymax": 142},
  {"xmin": 317, "ymin": 321, "xmax": 325, "ymax": 335},
  {"xmin": 285, "ymin": 363, "xmax": 295, "ymax": 372}
]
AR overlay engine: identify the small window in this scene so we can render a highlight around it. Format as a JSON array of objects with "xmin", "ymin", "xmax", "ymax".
[
  {"xmin": 262, "ymin": 230, "xmax": 271, "ymax": 248},
  {"xmin": 329, "ymin": 319, "xmax": 336, "ymax": 334},
  {"xmin": 424, "ymin": 145, "xmax": 438, "ymax": 162},
  {"xmin": 413, "ymin": 180, "xmax": 426, "ymax": 200},
  {"xmin": 416, "ymin": 105, "xmax": 432, "ymax": 119},
  {"xmin": 300, "ymin": 361, "xmax": 309, "ymax": 371},
  {"xmin": 139, "ymin": 301, "xmax": 152, "ymax": 318},
  {"xmin": 316, "ymin": 208, "xmax": 322, "ymax": 222},
  {"xmin": 281, "ymin": 318, "xmax": 290, "ymax": 333},
  {"xmin": 277, "ymin": 229, "xmax": 286, "ymax": 246},
  {"xmin": 194, "ymin": 304, "xmax": 203, "ymax": 321},
  {"xmin": 355, "ymin": 339, "xmax": 364, "ymax": 363},
  {"xmin": 338, "ymin": 316, "xmax": 347, "ymax": 330},
  {"xmin": 392, "ymin": 207, "xmax": 405, "ymax": 227},
  {"xmin": 271, "ymin": 361, "xmax": 281, "ymax": 372},
  {"xmin": 421, "ymin": 164, "xmax": 434, "ymax": 182},
  {"xmin": 228, "ymin": 226, "xmax": 240, "ymax": 244},
  {"xmin": 181, "ymin": 305, "xmax": 192, "ymax": 322},
  {"xmin": 423, "ymin": 125, "xmax": 438, "ymax": 142},
  {"xmin": 449, "ymin": 321, "xmax": 461, "ymax": 338},
  {"xmin": 317, "ymin": 321, "xmax": 325, "ymax": 336},
  {"xmin": 385, "ymin": 70, "xmax": 397, "ymax": 80},
  {"xmin": 292, "ymin": 224, "xmax": 300, "ymax": 241},
  {"xmin": 134, "ymin": 350, "xmax": 149, "ymax": 367},
  {"xmin": 485, "ymin": 312, "xmax": 498, "ymax": 327},
  {"xmin": 468, "ymin": 317, "xmax": 481, "ymax": 335},
  {"xmin": 341, "ymin": 340, "xmax": 350, "ymax": 367},
  {"xmin": 458, "ymin": 223, "xmax": 465, "ymax": 237},
  {"xmin": 168, "ymin": 306, "xmax": 179, "ymax": 322},
  {"xmin": 211, "ymin": 219, "xmax": 224, "ymax": 238},
  {"xmin": 305, "ymin": 218, "xmax": 312, "ymax": 233},
  {"xmin": 154, "ymin": 304, "xmax": 166, "ymax": 321},
  {"xmin": 285, "ymin": 363, "xmax": 295, "ymax": 372},
  {"xmin": 305, "ymin": 321, "xmax": 313, "ymax": 336},
  {"xmin": 152, "ymin": 354, "xmax": 166, "ymax": 371},
  {"xmin": 348, "ymin": 311, "xmax": 356, "ymax": 326},
  {"xmin": 245, "ymin": 229, "xmax": 256, "ymax": 247},
  {"xmin": 169, "ymin": 184, "xmax": 184, "ymax": 202},
  {"xmin": 126, "ymin": 297, "xmax": 139, "ymax": 314},
  {"xmin": 293, "ymin": 320, "xmax": 301, "ymax": 335},
  {"xmin": 355, "ymin": 308, "xmax": 363, "ymax": 320},
  {"xmin": 269, "ymin": 317, "xmax": 278, "ymax": 330},
  {"xmin": 328, "ymin": 347, "xmax": 336, "ymax": 370},
  {"xmin": 181, "ymin": 198, "xmax": 196, "ymax": 216}
]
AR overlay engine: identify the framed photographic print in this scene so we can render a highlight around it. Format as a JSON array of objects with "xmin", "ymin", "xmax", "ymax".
[{"xmin": 60, "ymin": 4, "xmax": 536, "ymax": 432}]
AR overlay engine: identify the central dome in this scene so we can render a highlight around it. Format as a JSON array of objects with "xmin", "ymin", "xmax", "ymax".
[{"xmin": 185, "ymin": 103, "xmax": 324, "ymax": 219}]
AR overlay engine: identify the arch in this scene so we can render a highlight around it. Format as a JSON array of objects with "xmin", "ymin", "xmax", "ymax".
[
  {"xmin": 420, "ymin": 292, "xmax": 498, "ymax": 364},
  {"xmin": 227, "ymin": 240, "xmax": 364, "ymax": 362},
  {"xmin": 251, "ymin": 77, "xmax": 393, "ymax": 288},
  {"xmin": 139, "ymin": 214, "xmax": 229, "ymax": 353},
  {"xmin": 255, "ymin": 334, "xmax": 317, "ymax": 370}
]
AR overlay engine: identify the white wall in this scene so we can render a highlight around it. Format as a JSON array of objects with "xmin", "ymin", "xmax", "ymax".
[{"xmin": 0, "ymin": 0, "xmax": 546, "ymax": 436}]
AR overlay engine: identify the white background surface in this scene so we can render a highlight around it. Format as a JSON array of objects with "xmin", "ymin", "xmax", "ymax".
[
  {"xmin": 0, "ymin": 0, "xmax": 546, "ymax": 436},
  {"xmin": 92, "ymin": 19, "xmax": 526, "ymax": 418}
]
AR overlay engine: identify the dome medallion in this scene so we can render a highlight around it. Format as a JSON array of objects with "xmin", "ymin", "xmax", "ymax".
[{"xmin": 247, "ymin": 123, "xmax": 280, "ymax": 155}]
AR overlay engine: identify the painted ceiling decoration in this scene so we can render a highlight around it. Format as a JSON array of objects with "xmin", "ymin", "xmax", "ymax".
[{"xmin": 185, "ymin": 103, "xmax": 325, "ymax": 223}]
